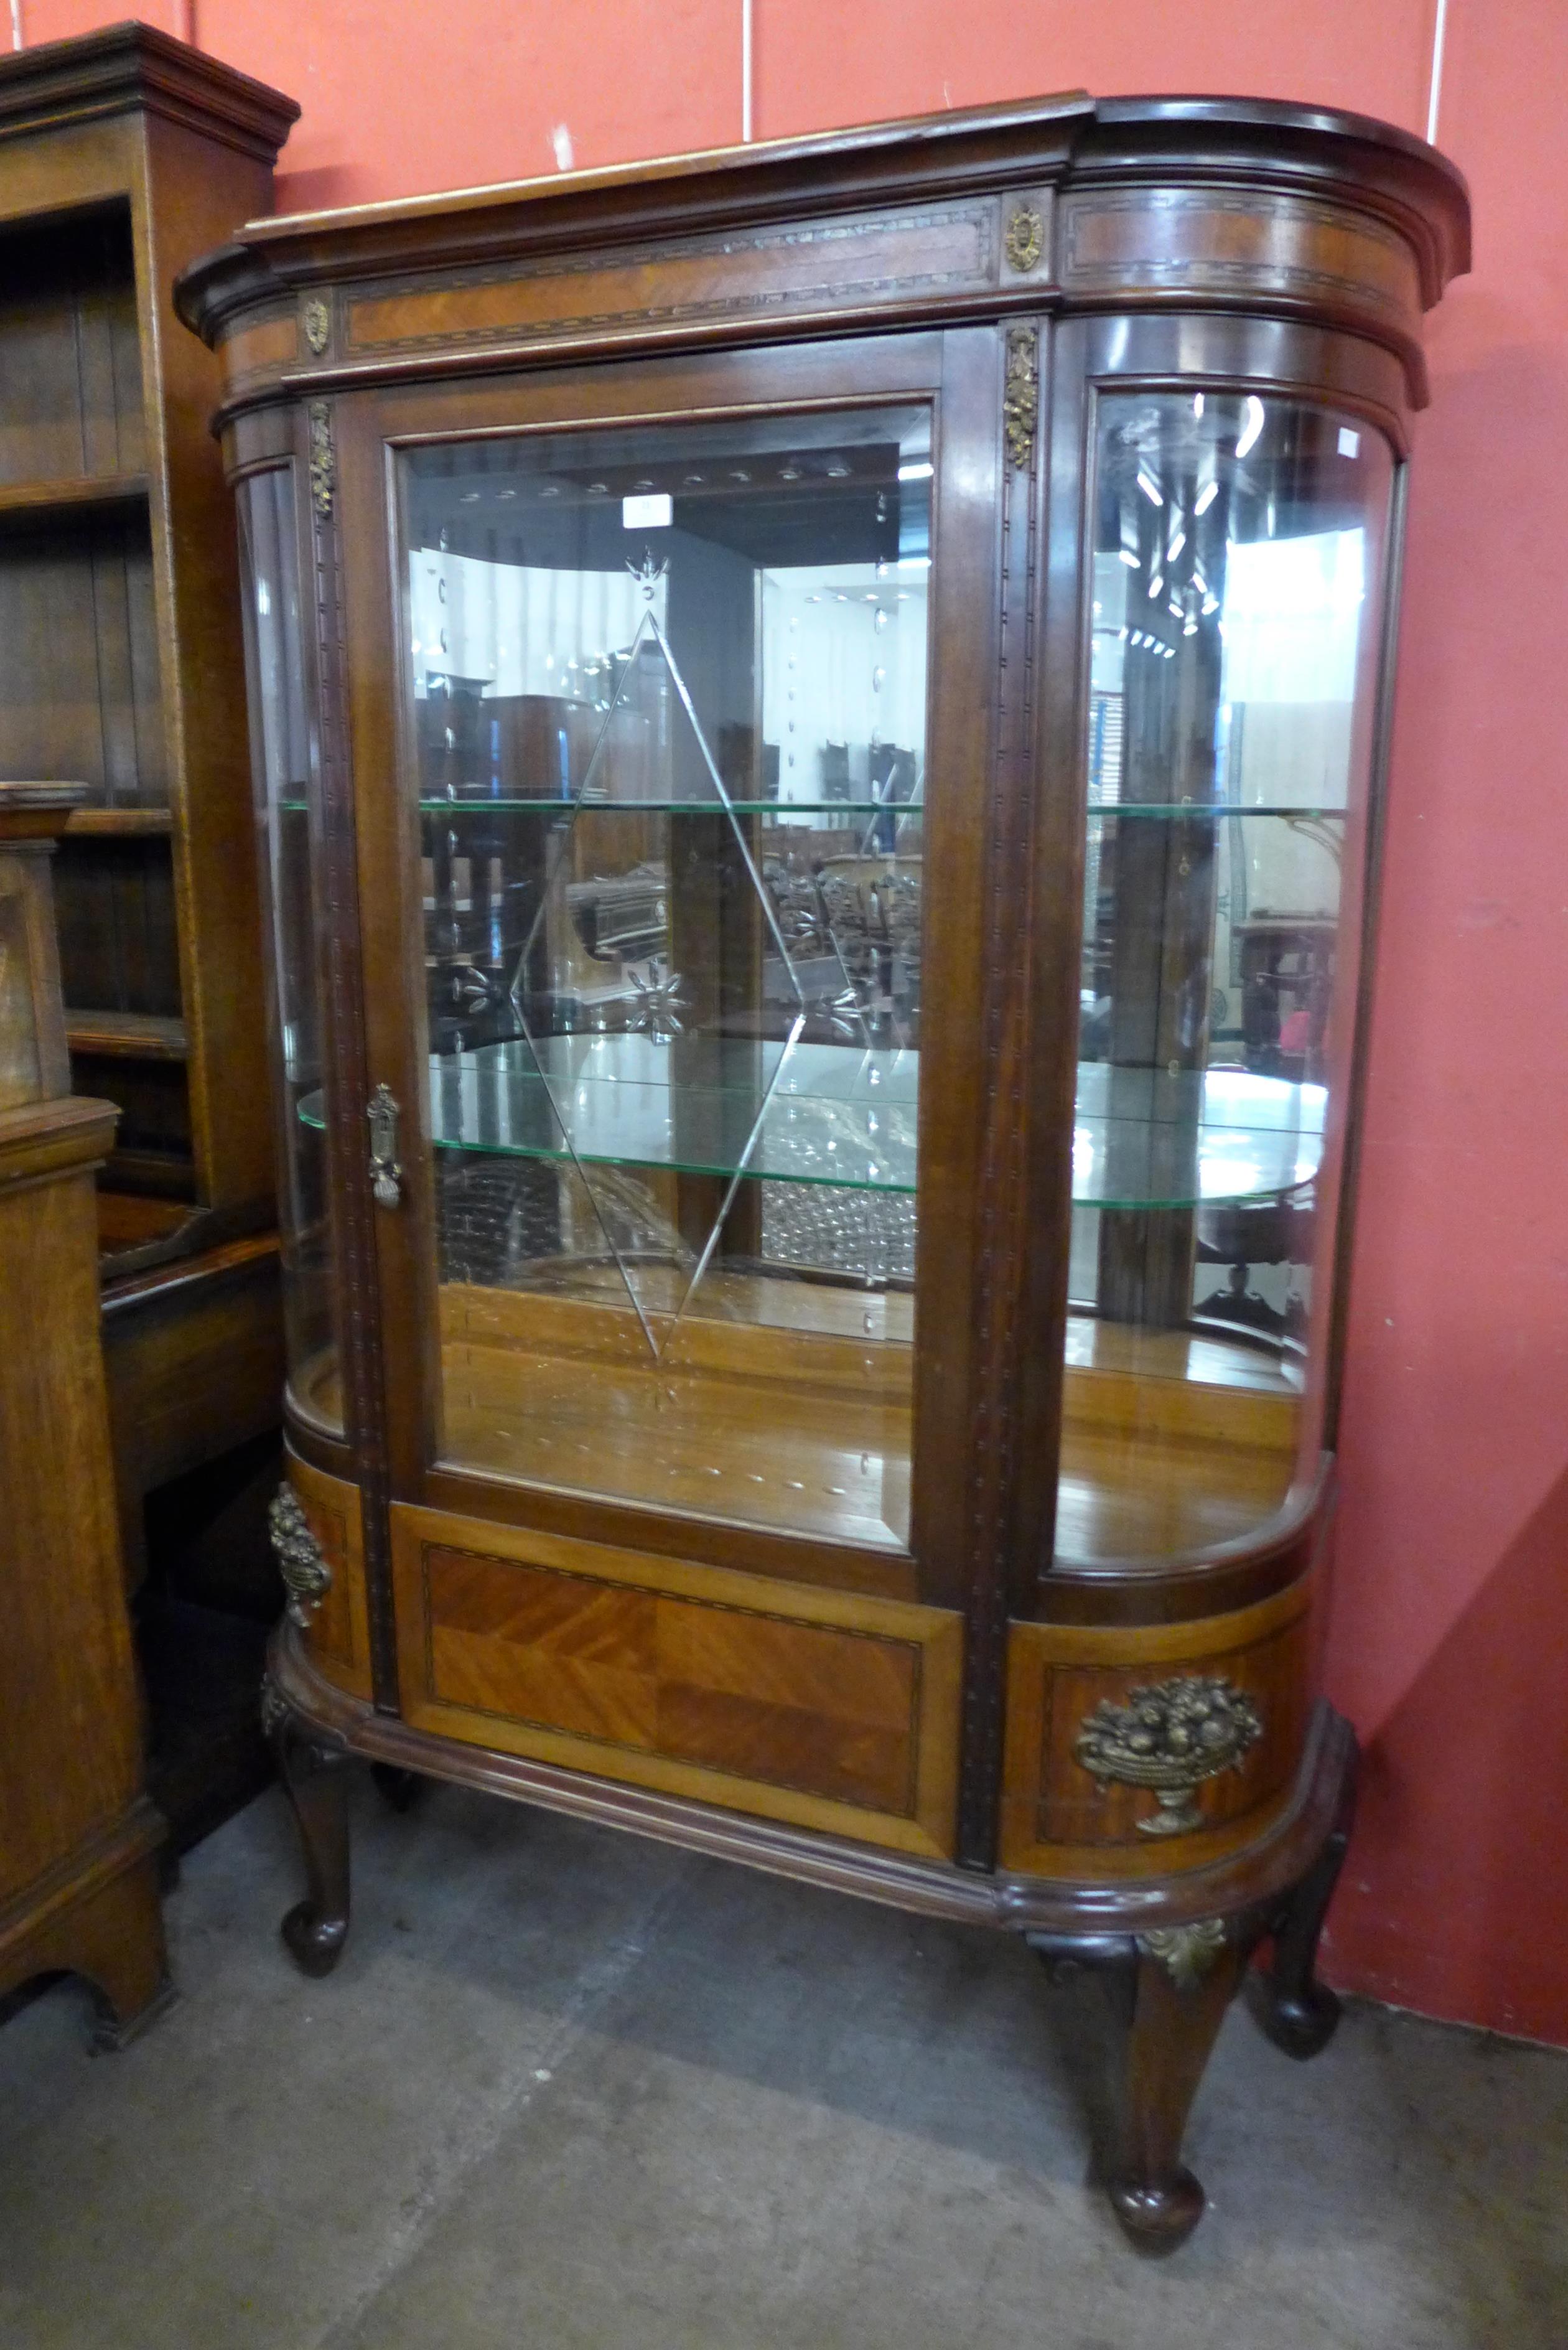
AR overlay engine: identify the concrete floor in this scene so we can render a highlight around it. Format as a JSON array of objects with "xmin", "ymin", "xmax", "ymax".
[{"xmin": 1, "ymin": 1778, "xmax": 1564, "ymax": 2349}]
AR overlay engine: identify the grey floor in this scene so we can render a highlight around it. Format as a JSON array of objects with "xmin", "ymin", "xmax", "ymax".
[{"xmin": 1, "ymin": 1778, "xmax": 1564, "ymax": 2350}]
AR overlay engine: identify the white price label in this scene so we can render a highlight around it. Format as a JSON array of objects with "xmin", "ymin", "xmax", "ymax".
[{"xmin": 622, "ymin": 492, "xmax": 672, "ymax": 528}]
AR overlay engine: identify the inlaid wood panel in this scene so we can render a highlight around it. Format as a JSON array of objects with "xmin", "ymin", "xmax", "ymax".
[
  {"xmin": 343, "ymin": 202, "xmax": 998, "ymax": 367},
  {"xmin": 999, "ymin": 1573, "xmax": 1317, "ymax": 1879},
  {"xmin": 391, "ymin": 1504, "xmax": 962, "ymax": 1855},
  {"xmin": 287, "ymin": 1448, "xmax": 372, "ymax": 1701},
  {"xmin": 220, "ymin": 308, "xmax": 297, "ymax": 387},
  {"xmin": 1058, "ymin": 187, "xmax": 1422, "ymax": 343}
]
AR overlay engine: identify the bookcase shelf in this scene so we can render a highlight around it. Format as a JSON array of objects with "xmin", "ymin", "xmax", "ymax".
[
  {"xmin": 0, "ymin": 471, "xmax": 149, "ymax": 528},
  {"xmin": 63, "ymin": 806, "xmax": 173, "ymax": 836},
  {"xmin": 0, "ymin": 32, "xmax": 296, "ymax": 1237},
  {"xmin": 65, "ymin": 1009, "xmax": 189, "ymax": 1060}
]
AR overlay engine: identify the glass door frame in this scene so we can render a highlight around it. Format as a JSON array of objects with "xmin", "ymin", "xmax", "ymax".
[
  {"xmin": 1018, "ymin": 307, "xmax": 1418, "ymax": 1614},
  {"xmin": 331, "ymin": 325, "xmax": 1003, "ymax": 1611}
]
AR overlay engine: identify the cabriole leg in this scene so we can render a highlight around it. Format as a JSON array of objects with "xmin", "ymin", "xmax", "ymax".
[
  {"xmin": 370, "ymin": 1763, "xmax": 424, "ymax": 1815},
  {"xmin": 1109, "ymin": 1924, "xmax": 1248, "ymax": 2252},
  {"xmin": 263, "ymin": 1678, "xmax": 351, "ymax": 1979},
  {"xmin": 1253, "ymin": 1762, "xmax": 1358, "ymax": 2059},
  {"xmin": 1030, "ymin": 1919, "xmax": 1252, "ymax": 2255}
]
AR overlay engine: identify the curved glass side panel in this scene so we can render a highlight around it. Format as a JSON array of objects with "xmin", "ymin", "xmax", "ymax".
[
  {"xmin": 1059, "ymin": 392, "xmax": 1393, "ymax": 1565},
  {"xmin": 237, "ymin": 466, "xmax": 342, "ymax": 1432},
  {"xmin": 396, "ymin": 410, "xmax": 932, "ymax": 1546}
]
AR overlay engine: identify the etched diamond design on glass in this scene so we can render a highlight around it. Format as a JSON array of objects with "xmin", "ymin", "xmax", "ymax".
[
  {"xmin": 754, "ymin": 742, "xmax": 922, "ymax": 1296},
  {"xmin": 500, "ymin": 553, "xmax": 810, "ymax": 1358}
]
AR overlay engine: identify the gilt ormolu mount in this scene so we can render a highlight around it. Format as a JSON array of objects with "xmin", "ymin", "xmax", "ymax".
[
  {"xmin": 179, "ymin": 92, "xmax": 1468, "ymax": 2249},
  {"xmin": 1076, "ymin": 1675, "xmax": 1265, "ymax": 1836}
]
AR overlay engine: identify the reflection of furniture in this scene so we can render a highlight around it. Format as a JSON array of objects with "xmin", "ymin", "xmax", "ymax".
[
  {"xmin": 180, "ymin": 95, "xmax": 1467, "ymax": 2250},
  {"xmin": 0, "ymin": 786, "xmax": 172, "ymax": 2046},
  {"xmin": 1236, "ymin": 919, "xmax": 1338, "ymax": 1083}
]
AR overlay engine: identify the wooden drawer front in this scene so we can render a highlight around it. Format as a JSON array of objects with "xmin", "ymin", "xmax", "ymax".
[
  {"xmin": 391, "ymin": 1505, "xmax": 961, "ymax": 1858},
  {"xmin": 286, "ymin": 1450, "xmax": 373, "ymax": 1702},
  {"xmin": 999, "ymin": 1576, "xmax": 1316, "ymax": 1880}
]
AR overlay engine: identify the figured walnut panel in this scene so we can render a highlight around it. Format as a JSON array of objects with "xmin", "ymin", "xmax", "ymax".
[
  {"xmin": 286, "ymin": 1447, "xmax": 372, "ymax": 1702},
  {"xmin": 344, "ymin": 204, "xmax": 997, "ymax": 363},
  {"xmin": 999, "ymin": 1574, "xmax": 1317, "ymax": 1880},
  {"xmin": 391, "ymin": 1504, "xmax": 961, "ymax": 1856},
  {"xmin": 1058, "ymin": 187, "xmax": 1422, "ymax": 342}
]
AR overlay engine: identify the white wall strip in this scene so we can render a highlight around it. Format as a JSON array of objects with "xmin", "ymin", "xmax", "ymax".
[
  {"xmin": 742, "ymin": 0, "xmax": 754, "ymax": 141},
  {"xmin": 1426, "ymin": 0, "xmax": 1450, "ymax": 145}
]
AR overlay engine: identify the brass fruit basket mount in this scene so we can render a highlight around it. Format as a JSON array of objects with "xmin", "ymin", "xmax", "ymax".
[{"xmin": 1074, "ymin": 1675, "xmax": 1264, "ymax": 1836}]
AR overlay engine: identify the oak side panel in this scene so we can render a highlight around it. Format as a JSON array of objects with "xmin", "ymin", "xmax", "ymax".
[
  {"xmin": 101, "ymin": 1235, "xmax": 284, "ymax": 1547},
  {"xmin": 0, "ymin": 1124, "xmax": 140, "ymax": 1906},
  {"xmin": 135, "ymin": 110, "xmax": 279, "ymax": 1217},
  {"xmin": 0, "ymin": 115, "xmax": 141, "ymax": 236}
]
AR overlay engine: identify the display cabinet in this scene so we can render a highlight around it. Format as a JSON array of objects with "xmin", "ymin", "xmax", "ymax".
[{"xmin": 178, "ymin": 93, "xmax": 1468, "ymax": 2248}]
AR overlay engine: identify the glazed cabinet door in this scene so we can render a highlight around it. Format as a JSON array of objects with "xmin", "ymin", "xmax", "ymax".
[
  {"xmin": 1023, "ymin": 314, "xmax": 1409, "ymax": 1603},
  {"xmin": 233, "ymin": 458, "xmax": 343, "ymax": 1444},
  {"xmin": 329, "ymin": 330, "xmax": 1007, "ymax": 1622}
]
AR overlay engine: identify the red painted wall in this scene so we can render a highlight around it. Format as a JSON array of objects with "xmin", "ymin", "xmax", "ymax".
[{"xmin": 22, "ymin": 1, "xmax": 1567, "ymax": 2044}]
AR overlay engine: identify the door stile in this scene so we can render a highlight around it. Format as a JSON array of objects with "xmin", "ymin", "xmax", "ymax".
[
  {"xmin": 947, "ymin": 314, "xmax": 1053, "ymax": 1869},
  {"xmin": 1009, "ymin": 315, "xmax": 1094, "ymax": 1607},
  {"xmin": 301, "ymin": 391, "xmax": 404, "ymax": 1710},
  {"xmin": 332, "ymin": 391, "xmax": 447, "ymax": 1532}
]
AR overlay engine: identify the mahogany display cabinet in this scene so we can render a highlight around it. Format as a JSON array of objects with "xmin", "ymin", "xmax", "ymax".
[{"xmin": 177, "ymin": 93, "xmax": 1468, "ymax": 2249}]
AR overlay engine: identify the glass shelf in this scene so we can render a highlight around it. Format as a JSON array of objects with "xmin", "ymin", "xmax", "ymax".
[
  {"xmin": 1073, "ymin": 1064, "xmax": 1325, "ymax": 1209},
  {"xmin": 281, "ymin": 797, "xmax": 918, "ymax": 818},
  {"xmin": 424, "ymin": 797, "xmax": 918, "ymax": 818},
  {"xmin": 278, "ymin": 791, "xmax": 1338, "ymax": 820},
  {"xmin": 1086, "ymin": 802, "xmax": 1347, "ymax": 820},
  {"xmin": 299, "ymin": 1039, "xmax": 1325, "ymax": 1208},
  {"xmin": 309, "ymin": 1037, "xmax": 918, "ymax": 1195}
]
